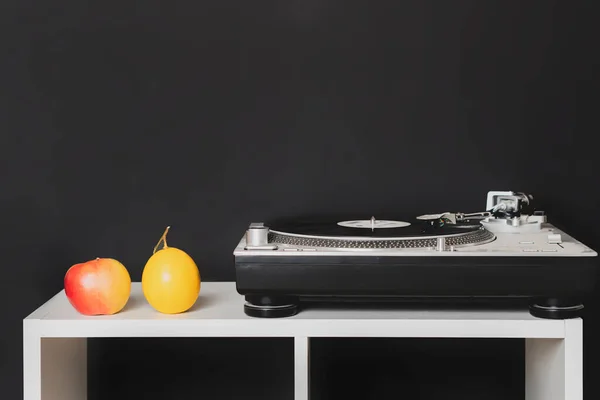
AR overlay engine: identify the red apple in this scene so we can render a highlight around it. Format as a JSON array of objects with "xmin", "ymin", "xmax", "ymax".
[{"xmin": 64, "ymin": 258, "xmax": 131, "ymax": 315}]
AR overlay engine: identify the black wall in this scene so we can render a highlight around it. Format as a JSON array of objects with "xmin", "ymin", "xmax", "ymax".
[{"xmin": 2, "ymin": 1, "xmax": 598, "ymax": 399}]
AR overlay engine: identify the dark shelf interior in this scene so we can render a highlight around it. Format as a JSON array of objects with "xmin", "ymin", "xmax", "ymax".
[
  {"xmin": 88, "ymin": 337, "xmax": 295, "ymax": 400},
  {"xmin": 310, "ymin": 338, "xmax": 525, "ymax": 400}
]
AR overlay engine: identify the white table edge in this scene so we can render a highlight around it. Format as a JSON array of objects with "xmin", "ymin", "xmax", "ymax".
[{"xmin": 23, "ymin": 282, "xmax": 582, "ymax": 400}]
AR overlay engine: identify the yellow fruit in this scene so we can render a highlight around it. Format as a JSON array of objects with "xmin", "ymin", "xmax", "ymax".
[{"xmin": 142, "ymin": 227, "xmax": 201, "ymax": 314}]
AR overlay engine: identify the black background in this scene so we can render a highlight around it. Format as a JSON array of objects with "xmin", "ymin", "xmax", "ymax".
[{"xmin": 2, "ymin": 1, "xmax": 598, "ymax": 399}]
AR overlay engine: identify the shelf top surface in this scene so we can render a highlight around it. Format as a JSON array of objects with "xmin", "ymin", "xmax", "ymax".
[{"xmin": 24, "ymin": 282, "xmax": 568, "ymax": 339}]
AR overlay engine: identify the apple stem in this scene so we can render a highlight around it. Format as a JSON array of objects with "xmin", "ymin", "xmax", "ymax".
[{"xmin": 153, "ymin": 226, "xmax": 170, "ymax": 254}]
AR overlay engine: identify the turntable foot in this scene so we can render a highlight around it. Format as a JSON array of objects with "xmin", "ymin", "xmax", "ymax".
[
  {"xmin": 243, "ymin": 295, "xmax": 299, "ymax": 318},
  {"xmin": 529, "ymin": 298, "xmax": 584, "ymax": 319}
]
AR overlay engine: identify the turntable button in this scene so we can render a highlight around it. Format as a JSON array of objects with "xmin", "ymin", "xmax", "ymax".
[
  {"xmin": 302, "ymin": 248, "xmax": 317, "ymax": 251},
  {"xmin": 542, "ymin": 249, "xmax": 558, "ymax": 252},
  {"xmin": 523, "ymin": 249, "xmax": 539, "ymax": 252},
  {"xmin": 283, "ymin": 248, "xmax": 298, "ymax": 252}
]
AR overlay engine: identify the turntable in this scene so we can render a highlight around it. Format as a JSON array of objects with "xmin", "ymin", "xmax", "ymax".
[{"xmin": 233, "ymin": 191, "xmax": 598, "ymax": 319}]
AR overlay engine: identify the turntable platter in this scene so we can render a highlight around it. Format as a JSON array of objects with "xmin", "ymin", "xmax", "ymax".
[{"xmin": 266, "ymin": 216, "xmax": 495, "ymax": 249}]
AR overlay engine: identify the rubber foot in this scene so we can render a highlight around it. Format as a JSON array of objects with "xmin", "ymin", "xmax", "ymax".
[
  {"xmin": 244, "ymin": 303, "xmax": 299, "ymax": 318},
  {"xmin": 529, "ymin": 303, "xmax": 584, "ymax": 319}
]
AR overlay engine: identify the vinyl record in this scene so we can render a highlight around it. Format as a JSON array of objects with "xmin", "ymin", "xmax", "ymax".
[{"xmin": 267, "ymin": 216, "xmax": 482, "ymax": 239}]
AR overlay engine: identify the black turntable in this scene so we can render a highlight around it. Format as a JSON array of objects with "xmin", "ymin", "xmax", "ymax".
[{"xmin": 233, "ymin": 191, "xmax": 598, "ymax": 319}]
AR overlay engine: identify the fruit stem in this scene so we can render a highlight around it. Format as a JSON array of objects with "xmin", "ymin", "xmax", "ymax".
[{"xmin": 153, "ymin": 226, "xmax": 170, "ymax": 254}]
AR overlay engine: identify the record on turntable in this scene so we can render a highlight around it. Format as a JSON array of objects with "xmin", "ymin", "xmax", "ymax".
[{"xmin": 252, "ymin": 215, "xmax": 495, "ymax": 250}]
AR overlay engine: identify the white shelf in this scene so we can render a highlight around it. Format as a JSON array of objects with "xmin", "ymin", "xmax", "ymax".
[{"xmin": 23, "ymin": 282, "xmax": 583, "ymax": 400}]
